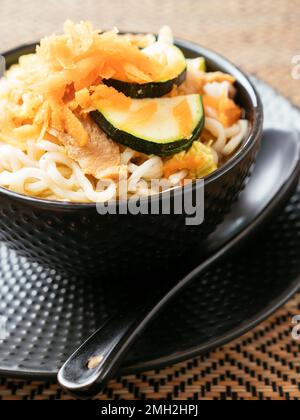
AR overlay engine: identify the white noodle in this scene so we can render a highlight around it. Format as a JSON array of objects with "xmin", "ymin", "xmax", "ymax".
[
  {"xmin": 169, "ymin": 170, "xmax": 188, "ymax": 186},
  {"xmin": 223, "ymin": 120, "xmax": 249, "ymax": 156},
  {"xmin": 0, "ymin": 168, "xmax": 47, "ymax": 195},
  {"xmin": 37, "ymin": 139, "xmax": 64, "ymax": 153},
  {"xmin": 128, "ymin": 156, "xmax": 163, "ymax": 191},
  {"xmin": 128, "ymin": 163, "xmax": 139, "ymax": 173},
  {"xmin": 121, "ymin": 148, "xmax": 135, "ymax": 165},
  {"xmin": 205, "ymin": 117, "xmax": 226, "ymax": 152},
  {"xmin": 96, "ymin": 165, "xmax": 128, "ymax": 180},
  {"xmin": 225, "ymin": 123, "xmax": 241, "ymax": 138},
  {"xmin": 205, "ymin": 118, "xmax": 249, "ymax": 158},
  {"xmin": 0, "ymin": 144, "xmax": 37, "ymax": 171},
  {"xmin": 158, "ymin": 26, "xmax": 174, "ymax": 45},
  {"xmin": 0, "ymin": 140, "xmax": 117, "ymax": 202},
  {"xmin": 39, "ymin": 152, "xmax": 78, "ymax": 189},
  {"xmin": 203, "ymin": 81, "xmax": 231, "ymax": 98}
]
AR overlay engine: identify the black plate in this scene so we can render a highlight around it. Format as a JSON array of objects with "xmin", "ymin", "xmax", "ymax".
[{"xmin": 0, "ymin": 79, "xmax": 299, "ymax": 380}]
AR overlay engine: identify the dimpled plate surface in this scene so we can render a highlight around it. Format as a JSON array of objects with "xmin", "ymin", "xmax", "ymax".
[{"xmin": 0, "ymin": 79, "xmax": 299, "ymax": 379}]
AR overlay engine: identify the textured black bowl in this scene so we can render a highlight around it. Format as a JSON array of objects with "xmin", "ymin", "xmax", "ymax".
[{"xmin": 0, "ymin": 40, "xmax": 263, "ymax": 278}]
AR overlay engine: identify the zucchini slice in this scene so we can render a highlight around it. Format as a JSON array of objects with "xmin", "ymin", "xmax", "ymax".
[
  {"xmin": 91, "ymin": 94, "xmax": 204, "ymax": 157},
  {"xmin": 104, "ymin": 42, "xmax": 187, "ymax": 99}
]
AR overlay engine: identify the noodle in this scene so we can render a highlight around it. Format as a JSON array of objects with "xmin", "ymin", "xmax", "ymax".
[
  {"xmin": 223, "ymin": 120, "xmax": 249, "ymax": 156},
  {"xmin": 169, "ymin": 170, "xmax": 188, "ymax": 186},
  {"xmin": 0, "ymin": 140, "xmax": 117, "ymax": 202},
  {"xmin": 205, "ymin": 118, "xmax": 226, "ymax": 152},
  {"xmin": 128, "ymin": 157, "xmax": 163, "ymax": 191}
]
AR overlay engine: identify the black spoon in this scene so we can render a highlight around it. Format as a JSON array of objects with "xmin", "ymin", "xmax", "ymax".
[{"xmin": 58, "ymin": 129, "xmax": 300, "ymax": 398}]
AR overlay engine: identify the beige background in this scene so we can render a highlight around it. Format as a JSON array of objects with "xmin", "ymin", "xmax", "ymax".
[
  {"xmin": 1, "ymin": 0, "xmax": 300, "ymax": 105},
  {"xmin": 0, "ymin": 0, "xmax": 300, "ymax": 400}
]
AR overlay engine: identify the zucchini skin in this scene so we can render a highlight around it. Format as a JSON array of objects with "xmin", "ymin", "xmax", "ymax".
[
  {"xmin": 103, "ymin": 68, "xmax": 187, "ymax": 99},
  {"xmin": 90, "ymin": 108, "xmax": 205, "ymax": 157}
]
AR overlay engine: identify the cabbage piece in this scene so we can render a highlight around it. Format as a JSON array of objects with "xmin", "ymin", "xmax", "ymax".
[{"xmin": 163, "ymin": 141, "xmax": 217, "ymax": 179}]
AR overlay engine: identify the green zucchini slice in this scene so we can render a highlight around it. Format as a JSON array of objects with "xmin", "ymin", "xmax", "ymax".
[
  {"xmin": 91, "ymin": 94, "xmax": 204, "ymax": 157},
  {"xmin": 104, "ymin": 42, "xmax": 187, "ymax": 99}
]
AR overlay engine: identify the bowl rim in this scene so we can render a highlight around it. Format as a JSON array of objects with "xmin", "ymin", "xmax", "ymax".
[{"xmin": 0, "ymin": 37, "xmax": 263, "ymax": 210}]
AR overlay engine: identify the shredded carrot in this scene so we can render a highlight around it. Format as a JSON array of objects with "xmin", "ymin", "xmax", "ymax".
[
  {"xmin": 35, "ymin": 21, "xmax": 164, "ymax": 101},
  {"xmin": 13, "ymin": 124, "xmax": 41, "ymax": 141},
  {"xmin": 203, "ymin": 93, "xmax": 242, "ymax": 127},
  {"xmin": 75, "ymin": 69, "xmax": 102, "ymax": 92},
  {"xmin": 121, "ymin": 33, "xmax": 156, "ymax": 49},
  {"xmin": 101, "ymin": 64, "xmax": 116, "ymax": 80},
  {"xmin": 63, "ymin": 106, "xmax": 89, "ymax": 147},
  {"xmin": 52, "ymin": 39, "xmax": 75, "ymax": 69},
  {"xmin": 164, "ymin": 155, "xmax": 205, "ymax": 178},
  {"xmin": 49, "ymin": 100, "xmax": 64, "ymax": 132},
  {"xmin": 91, "ymin": 85, "xmax": 132, "ymax": 111},
  {"xmin": 123, "ymin": 63, "xmax": 153, "ymax": 83},
  {"xmin": 34, "ymin": 101, "xmax": 51, "ymax": 126},
  {"xmin": 203, "ymin": 95, "xmax": 219, "ymax": 110},
  {"xmin": 75, "ymin": 88, "xmax": 92, "ymax": 109},
  {"xmin": 1, "ymin": 21, "xmax": 162, "ymax": 147},
  {"xmin": 218, "ymin": 95, "xmax": 242, "ymax": 127},
  {"xmin": 173, "ymin": 99, "xmax": 193, "ymax": 138}
]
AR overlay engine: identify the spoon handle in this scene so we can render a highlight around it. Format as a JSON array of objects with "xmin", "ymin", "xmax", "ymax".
[{"xmin": 58, "ymin": 301, "xmax": 156, "ymax": 398}]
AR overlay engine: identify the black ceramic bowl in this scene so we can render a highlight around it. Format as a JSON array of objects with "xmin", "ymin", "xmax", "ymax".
[{"xmin": 0, "ymin": 39, "xmax": 263, "ymax": 278}]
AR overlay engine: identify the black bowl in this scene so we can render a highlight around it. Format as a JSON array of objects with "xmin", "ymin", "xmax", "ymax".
[{"xmin": 0, "ymin": 39, "xmax": 263, "ymax": 278}]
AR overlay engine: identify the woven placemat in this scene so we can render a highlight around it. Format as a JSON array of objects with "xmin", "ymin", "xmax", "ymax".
[
  {"xmin": 0, "ymin": 0, "xmax": 300, "ymax": 400},
  {"xmin": 1, "ymin": 295, "xmax": 300, "ymax": 401}
]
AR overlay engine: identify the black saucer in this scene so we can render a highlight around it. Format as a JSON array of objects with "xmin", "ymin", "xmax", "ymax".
[{"xmin": 0, "ymin": 79, "xmax": 299, "ymax": 380}]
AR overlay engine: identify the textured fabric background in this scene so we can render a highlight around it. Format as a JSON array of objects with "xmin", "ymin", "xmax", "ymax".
[{"xmin": 0, "ymin": 0, "xmax": 300, "ymax": 400}]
